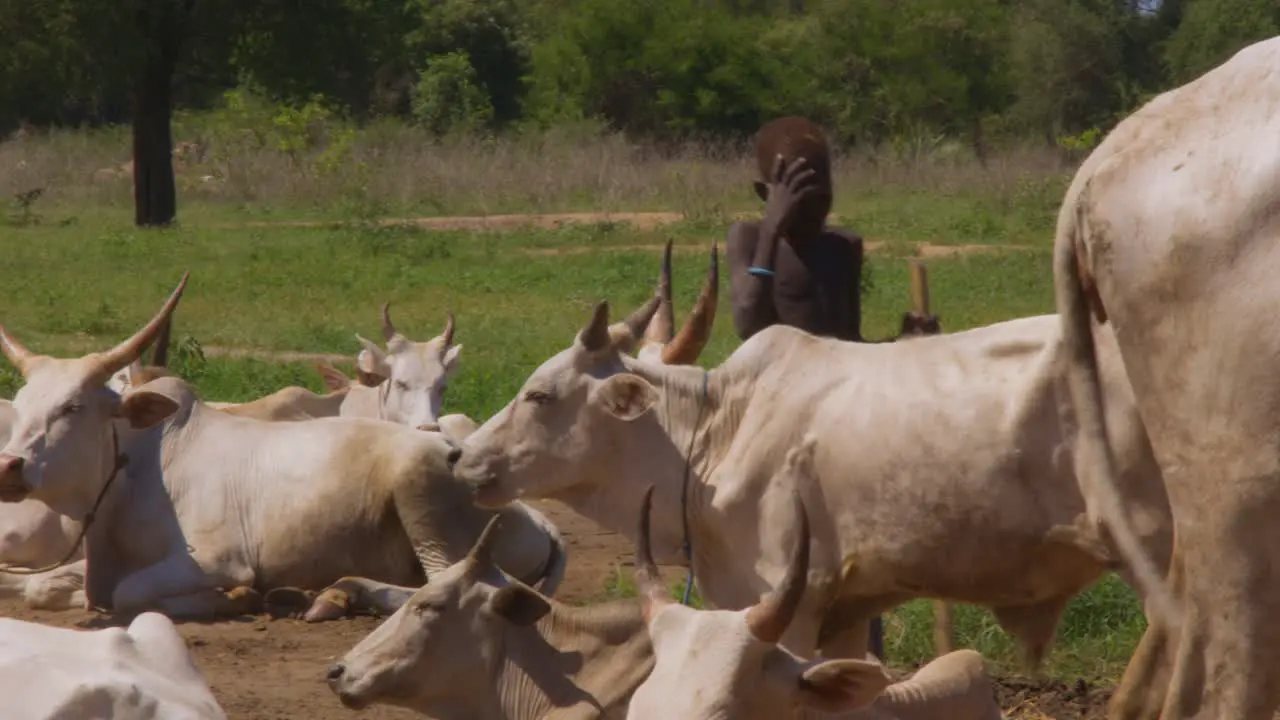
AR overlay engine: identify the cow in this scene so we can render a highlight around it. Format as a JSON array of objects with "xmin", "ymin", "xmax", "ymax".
[
  {"xmin": 324, "ymin": 516, "xmax": 654, "ymax": 719},
  {"xmin": 338, "ymin": 304, "xmax": 462, "ymax": 431},
  {"xmin": 449, "ymin": 248, "xmax": 1172, "ymax": 672},
  {"xmin": 322, "ymin": 463, "xmax": 1001, "ymax": 720},
  {"xmin": 0, "ymin": 275, "xmax": 567, "ymax": 620},
  {"xmin": 627, "ymin": 440, "xmax": 1003, "ymax": 720},
  {"xmin": 0, "ymin": 611, "xmax": 226, "ymax": 719},
  {"xmin": 1052, "ymin": 36, "xmax": 1280, "ymax": 720}
]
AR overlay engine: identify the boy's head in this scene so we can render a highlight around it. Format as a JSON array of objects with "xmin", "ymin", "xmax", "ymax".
[{"xmin": 753, "ymin": 116, "xmax": 833, "ymax": 237}]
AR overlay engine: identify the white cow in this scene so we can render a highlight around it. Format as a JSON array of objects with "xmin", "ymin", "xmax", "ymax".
[
  {"xmin": 627, "ymin": 440, "xmax": 1003, "ymax": 720},
  {"xmin": 1053, "ymin": 36, "xmax": 1280, "ymax": 720},
  {"xmin": 0, "ymin": 611, "xmax": 226, "ymax": 719},
  {"xmin": 0, "ymin": 275, "xmax": 566, "ymax": 620},
  {"xmin": 339, "ymin": 304, "xmax": 462, "ymax": 431},
  {"xmin": 451, "ymin": 249, "xmax": 1171, "ymax": 670}
]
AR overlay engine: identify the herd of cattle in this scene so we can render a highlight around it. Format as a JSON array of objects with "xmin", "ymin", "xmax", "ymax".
[{"xmin": 0, "ymin": 35, "xmax": 1277, "ymax": 720}]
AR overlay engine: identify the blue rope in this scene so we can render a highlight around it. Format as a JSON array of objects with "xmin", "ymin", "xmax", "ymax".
[{"xmin": 678, "ymin": 370, "xmax": 710, "ymax": 606}]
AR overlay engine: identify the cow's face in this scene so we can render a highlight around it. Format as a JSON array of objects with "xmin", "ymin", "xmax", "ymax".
[
  {"xmin": 326, "ymin": 518, "xmax": 550, "ymax": 712},
  {"xmin": 454, "ymin": 299, "xmax": 665, "ymax": 507},
  {"xmin": 356, "ymin": 308, "xmax": 461, "ymax": 431},
  {"xmin": 455, "ymin": 245, "xmax": 718, "ymax": 506},
  {"xmin": 626, "ymin": 465, "xmax": 889, "ymax": 720},
  {"xmin": 0, "ymin": 276, "xmax": 187, "ymax": 518}
]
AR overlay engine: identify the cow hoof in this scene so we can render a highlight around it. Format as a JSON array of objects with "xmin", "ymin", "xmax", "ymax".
[
  {"xmin": 263, "ymin": 587, "xmax": 318, "ymax": 619},
  {"xmin": 304, "ymin": 588, "xmax": 351, "ymax": 623},
  {"xmin": 220, "ymin": 586, "xmax": 264, "ymax": 616}
]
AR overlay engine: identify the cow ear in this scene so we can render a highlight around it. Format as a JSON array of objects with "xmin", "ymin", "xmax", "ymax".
[
  {"xmin": 486, "ymin": 585, "xmax": 551, "ymax": 626},
  {"xmin": 789, "ymin": 657, "xmax": 893, "ymax": 714},
  {"xmin": 315, "ymin": 363, "xmax": 350, "ymax": 393},
  {"xmin": 354, "ymin": 337, "xmax": 390, "ymax": 387},
  {"xmin": 442, "ymin": 344, "xmax": 463, "ymax": 375},
  {"xmin": 592, "ymin": 374, "xmax": 658, "ymax": 422},
  {"xmin": 115, "ymin": 390, "xmax": 180, "ymax": 429},
  {"xmin": 753, "ymin": 181, "xmax": 769, "ymax": 202}
]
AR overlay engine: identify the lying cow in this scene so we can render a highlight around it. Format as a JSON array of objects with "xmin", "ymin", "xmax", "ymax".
[
  {"xmin": 0, "ymin": 611, "xmax": 226, "ymax": 719},
  {"xmin": 628, "ymin": 440, "xmax": 1003, "ymax": 720},
  {"xmin": 451, "ymin": 249, "xmax": 1170, "ymax": 671},
  {"xmin": 0, "ymin": 274, "xmax": 566, "ymax": 619}
]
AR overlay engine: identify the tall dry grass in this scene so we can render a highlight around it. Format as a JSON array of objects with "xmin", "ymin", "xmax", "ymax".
[{"xmin": 0, "ymin": 117, "xmax": 1074, "ymax": 221}]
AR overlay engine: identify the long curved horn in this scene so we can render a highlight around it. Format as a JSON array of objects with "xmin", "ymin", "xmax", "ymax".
[
  {"xmin": 150, "ymin": 313, "xmax": 173, "ymax": 368},
  {"xmin": 0, "ymin": 325, "xmax": 38, "ymax": 376},
  {"xmin": 909, "ymin": 260, "xmax": 930, "ymax": 316},
  {"xmin": 441, "ymin": 311, "xmax": 456, "ymax": 348},
  {"xmin": 661, "ymin": 241, "xmax": 719, "ymax": 365},
  {"xmin": 744, "ymin": 491, "xmax": 810, "ymax": 643},
  {"xmin": 94, "ymin": 272, "xmax": 190, "ymax": 380},
  {"xmin": 635, "ymin": 484, "xmax": 672, "ymax": 621},
  {"xmin": 467, "ymin": 515, "xmax": 503, "ymax": 569},
  {"xmin": 622, "ymin": 295, "xmax": 662, "ymax": 344},
  {"xmin": 381, "ymin": 301, "xmax": 398, "ymax": 342},
  {"xmin": 580, "ymin": 301, "xmax": 611, "ymax": 352},
  {"xmin": 643, "ymin": 240, "xmax": 676, "ymax": 347}
]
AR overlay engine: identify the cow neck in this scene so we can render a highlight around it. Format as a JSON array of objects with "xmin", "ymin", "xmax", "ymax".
[
  {"xmin": 490, "ymin": 601, "xmax": 652, "ymax": 718},
  {"xmin": 622, "ymin": 357, "xmax": 739, "ymax": 603}
]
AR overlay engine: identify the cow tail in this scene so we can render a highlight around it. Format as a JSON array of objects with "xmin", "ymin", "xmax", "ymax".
[{"xmin": 1055, "ymin": 181, "xmax": 1181, "ymax": 633}]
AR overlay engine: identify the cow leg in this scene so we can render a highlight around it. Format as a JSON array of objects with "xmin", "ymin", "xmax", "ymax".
[
  {"xmin": 1107, "ymin": 541, "xmax": 1183, "ymax": 720},
  {"xmin": 112, "ymin": 551, "xmax": 258, "ymax": 619},
  {"xmin": 23, "ymin": 561, "xmax": 87, "ymax": 610},
  {"xmin": 990, "ymin": 594, "xmax": 1070, "ymax": 675},
  {"xmin": 286, "ymin": 576, "xmax": 418, "ymax": 623}
]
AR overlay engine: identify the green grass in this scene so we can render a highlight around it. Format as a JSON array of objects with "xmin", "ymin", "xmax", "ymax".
[{"xmin": 0, "ymin": 202, "xmax": 1140, "ymax": 685}]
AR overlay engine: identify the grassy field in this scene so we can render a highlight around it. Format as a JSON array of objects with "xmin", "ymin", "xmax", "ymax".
[{"xmin": 0, "ymin": 124, "xmax": 1143, "ymax": 683}]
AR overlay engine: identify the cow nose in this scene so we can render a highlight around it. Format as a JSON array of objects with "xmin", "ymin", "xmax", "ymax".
[
  {"xmin": 326, "ymin": 663, "xmax": 345, "ymax": 682},
  {"xmin": 0, "ymin": 454, "xmax": 24, "ymax": 475},
  {"xmin": 447, "ymin": 447, "xmax": 463, "ymax": 468}
]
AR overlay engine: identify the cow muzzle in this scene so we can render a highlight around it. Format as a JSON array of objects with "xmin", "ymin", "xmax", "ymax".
[
  {"xmin": 0, "ymin": 454, "xmax": 29, "ymax": 502},
  {"xmin": 325, "ymin": 664, "xmax": 370, "ymax": 710}
]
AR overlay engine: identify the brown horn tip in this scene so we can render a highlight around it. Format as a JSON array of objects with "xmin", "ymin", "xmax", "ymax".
[
  {"xmin": 580, "ymin": 301, "xmax": 611, "ymax": 352},
  {"xmin": 661, "ymin": 241, "xmax": 718, "ymax": 365},
  {"xmin": 635, "ymin": 484, "xmax": 672, "ymax": 621},
  {"xmin": 441, "ymin": 311, "xmax": 456, "ymax": 348},
  {"xmin": 468, "ymin": 515, "xmax": 503, "ymax": 568},
  {"xmin": 744, "ymin": 490, "xmax": 810, "ymax": 643},
  {"xmin": 644, "ymin": 240, "xmax": 676, "ymax": 347},
  {"xmin": 96, "ymin": 271, "xmax": 190, "ymax": 380},
  {"xmin": 380, "ymin": 301, "xmax": 397, "ymax": 342}
]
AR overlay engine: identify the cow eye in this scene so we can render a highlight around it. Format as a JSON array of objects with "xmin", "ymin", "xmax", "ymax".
[
  {"xmin": 395, "ymin": 380, "xmax": 410, "ymax": 392},
  {"xmin": 523, "ymin": 390, "xmax": 551, "ymax": 405}
]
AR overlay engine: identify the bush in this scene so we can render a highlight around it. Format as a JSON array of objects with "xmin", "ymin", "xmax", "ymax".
[{"xmin": 410, "ymin": 53, "xmax": 495, "ymax": 136}]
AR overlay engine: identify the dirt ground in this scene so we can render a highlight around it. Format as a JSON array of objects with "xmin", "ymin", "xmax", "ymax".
[{"xmin": 0, "ymin": 499, "xmax": 1111, "ymax": 719}]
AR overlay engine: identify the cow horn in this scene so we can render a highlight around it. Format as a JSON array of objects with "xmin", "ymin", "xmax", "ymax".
[
  {"xmin": 441, "ymin": 311, "xmax": 456, "ymax": 348},
  {"xmin": 580, "ymin": 301, "xmax": 611, "ymax": 352},
  {"xmin": 622, "ymin": 295, "xmax": 663, "ymax": 345},
  {"xmin": 381, "ymin": 301, "xmax": 398, "ymax": 342},
  {"xmin": 744, "ymin": 492, "xmax": 810, "ymax": 644},
  {"xmin": 94, "ymin": 272, "xmax": 190, "ymax": 380},
  {"xmin": 635, "ymin": 484, "xmax": 672, "ymax": 621},
  {"xmin": 468, "ymin": 515, "xmax": 503, "ymax": 569},
  {"xmin": 643, "ymin": 240, "xmax": 676, "ymax": 348},
  {"xmin": 150, "ymin": 313, "xmax": 173, "ymax": 368},
  {"xmin": 0, "ymin": 324, "xmax": 38, "ymax": 376},
  {"xmin": 661, "ymin": 241, "xmax": 718, "ymax": 365},
  {"xmin": 909, "ymin": 260, "xmax": 930, "ymax": 317}
]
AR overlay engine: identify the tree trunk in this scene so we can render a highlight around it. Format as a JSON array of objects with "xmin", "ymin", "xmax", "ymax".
[
  {"xmin": 131, "ymin": 1, "xmax": 192, "ymax": 228},
  {"xmin": 132, "ymin": 68, "xmax": 176, "ymax": 226}
]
